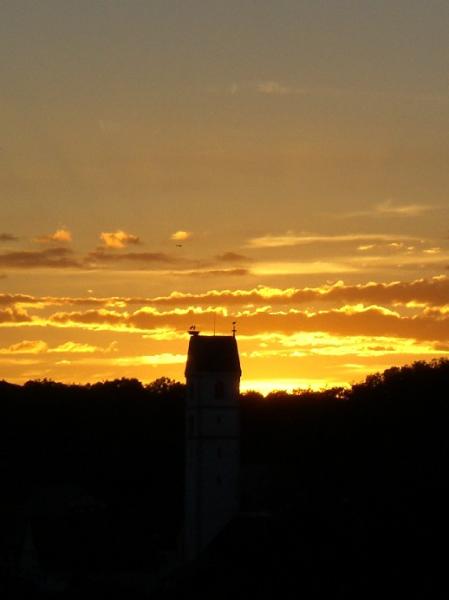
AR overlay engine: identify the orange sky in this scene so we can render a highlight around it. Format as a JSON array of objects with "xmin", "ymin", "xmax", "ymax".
[{"xmin": 1, "ymin": 2, "xmax": 449, "ymax": 392}]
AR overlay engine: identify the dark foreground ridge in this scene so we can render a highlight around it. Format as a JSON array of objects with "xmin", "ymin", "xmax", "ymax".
[{"xmin": 1, "ymin": 360, "xmax": 448, "ymax": 598}]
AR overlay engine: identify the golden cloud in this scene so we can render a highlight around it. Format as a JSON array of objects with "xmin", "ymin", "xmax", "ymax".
[
  {"xmin": 0, "ymin": 340, "xmax": 48, "ymax": 354},
  {"xmin": 49, "ymin": 341, "xmax": 117, "ymax": 354},
  {"xmin": 0, "ymin": 294, "xmax": 38, "ymax": 306},
  {"xmin": 3, "ymin": 275, "xmax": 449, "ymax": 313},
  {"xmin": 0, "ymin": 306, "xmax": 33, "ymax": 323},
  {"xmin": 35, "ymin": 228, "xmax": 72, "ymax": 244},
  {"xmin": 4, "ymin": 300, "xmax": 449, "ymax": 347},
  {"xmin": 4, "ymin": 274, "xmax": 449, "ymax": 388},
  {"xmin": 136, "ymin": 276, "xmax": 449, "ymax": 308},
  {"xmin": 246, "ymin": 232, "xmax": 417, "ymax": 249},
  {"xmin": 170, "ymin": 230, "xmax": 192, "ymax": 242},
  {"xmin": 100, "ymin": 230, "xmax": 141, "ymax": 249},
  {"xmin": 0, "ymin": 339, "xmax": 117, "ymax": 354}
]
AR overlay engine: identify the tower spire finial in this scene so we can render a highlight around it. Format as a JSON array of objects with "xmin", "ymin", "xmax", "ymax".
[{"xmin": 232, "ymin": 321, "xmax": 237, "ymax": 337}]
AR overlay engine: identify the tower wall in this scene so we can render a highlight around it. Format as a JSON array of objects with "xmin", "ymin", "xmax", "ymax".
[{"xmin": 185, "ymin": 370, "xmax": 240, "ymax": 561}]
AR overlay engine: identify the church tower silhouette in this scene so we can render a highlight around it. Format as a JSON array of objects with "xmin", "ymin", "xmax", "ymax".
[{"xmin": 184, "ymin": 328, "xmax": 241, "ymax": 561}]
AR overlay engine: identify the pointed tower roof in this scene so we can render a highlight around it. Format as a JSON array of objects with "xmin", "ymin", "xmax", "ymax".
[{"xmin": 185, "ymin": 334, "xmax": 241, "ymax": 377}]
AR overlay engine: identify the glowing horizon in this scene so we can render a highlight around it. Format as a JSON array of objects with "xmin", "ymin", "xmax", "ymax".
[{"xmin": 1, "ymin": 2, "xmax": 449, "ymax": 390}]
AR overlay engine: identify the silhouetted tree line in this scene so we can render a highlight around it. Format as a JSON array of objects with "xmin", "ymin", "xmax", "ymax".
[{"xmin": 1, "ymin": 360, "xmax": 448, "ymax": 597}]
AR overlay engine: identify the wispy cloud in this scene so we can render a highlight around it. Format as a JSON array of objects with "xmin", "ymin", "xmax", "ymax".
[
  {"xmin": 0, "ymin": 246, "xmax": 249, "ymax": 274},
  {"xmin": 227, "ymin": 82, "xmax": 449, "ymax": 103},
  {"xmin": 0, "ymin": 248, "xmax": 81, "ymax": 269},
  {"xmin": 143, "ymin": 275, "xmax": 449, "ymax": 309},
  {"xmin": 340, "ymin": 200, "xmax": 437, "ymax": 219},
  {"xmin": 6, "ymin": 300, "xmax": 449, "ymax": 345},
  {"xmin": 0, "ymin": 340, "xmax": 48, "ymax": 354},
  {"xmin": 215, "ymin": 252, "xmax": 250, "ymax": 262},
  {"xmin": 4, "ymin": 275, "xmax": 449, "ymax": 313},
  {"xmin": 0, "ymin": 233, "xmax": 19, "ymax": 242},
  {"xmin": 4, "ymin": 275, "xmax": 449, "ymax": 311},
  {"xmin": 49, "ymin": 341, "xmax": 118, "ymax": 354},
  {"xmin": 229, "ymin": 81, "xmax": 306, "ymax": 97},
  {"xmin": 35, "ymin": 228, "xmax": 72, "ymax": 244},
  {"xmin": 180, "ymin": 268, "xmax": 249, "ymax": 277},
  {"xmin": 87, "ymin": 249, "xmax": 175, "ymax": 266},
  {"xmin": 256, "ymin": 81, "xmax": 292, "ymax": 95},
  {"xmin": 246, "ymin": 232, "xmax": 416, "ymax": 248},
  {"xmin": 12, "ymin": 352, "xmax": 188, "ymax": 370},
  {"xmin": 375, "ymin": 200, "xmax": 434, "ymax": 217},
  {"xmin": 0, "ymin": 339, "xmax": 117, "ymax": 355},
  {"xmin": 100, "ymin": 230, "xmax": 140, "ymax": 249}
]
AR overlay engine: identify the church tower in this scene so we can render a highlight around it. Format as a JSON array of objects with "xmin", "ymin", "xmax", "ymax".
[{"xmin": 184, "ymin": 329, "xmax": 241, "ymax": 561}]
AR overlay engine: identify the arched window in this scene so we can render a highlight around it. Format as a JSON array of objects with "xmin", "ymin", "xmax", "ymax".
[{"xmin": 214, "ymin": 380, "xmax": 224, "ymax": 399}]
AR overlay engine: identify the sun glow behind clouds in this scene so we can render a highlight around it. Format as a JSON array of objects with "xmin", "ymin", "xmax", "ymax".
[
  {"xmin": 2, "ymin": 273, "xmax": 449, "ymax": 389},
  {"xmin": 252, "ymin": 262, "xmax": 358, "ymax": 275},
  {"xmin": 2, "ymin": 0, "xmax": 449, "ymax": 391},
  {"xmin": 240, "ymin": 378, "xmax": 346, "ymax": 395}
]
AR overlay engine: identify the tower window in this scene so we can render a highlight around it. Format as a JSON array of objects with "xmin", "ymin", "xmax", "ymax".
[{"xmin": 214, "ymin": 380, "xmax": 224, "ymax": 399}]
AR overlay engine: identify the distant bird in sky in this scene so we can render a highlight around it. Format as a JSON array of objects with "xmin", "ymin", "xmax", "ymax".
[{"xmin": 176, "ymin": 244, "xmax": 183, "ymax": 247}]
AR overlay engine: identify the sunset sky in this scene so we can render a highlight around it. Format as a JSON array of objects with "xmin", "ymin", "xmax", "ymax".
[{"xmin": 1, "ymin": 1, "xmax": 449, "ymax": 393}]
